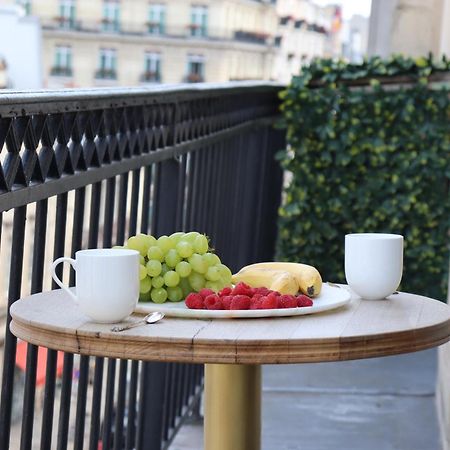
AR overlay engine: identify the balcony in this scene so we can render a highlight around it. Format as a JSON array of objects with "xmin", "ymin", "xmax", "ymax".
[
  {"xmin": 94, "ymin": 68, "xmax": 117, "ymax": 80},
  {"xmin": 140, "ymin": 71, "xmax": 161, "ymax": 83},
  {"xmin": 50, "ymin": 66, "xmax": 73, "ymax": 77},
  {"xmin": 185, "ymin": 73, "xmax": 204, "ymax": 83},
  {"xmin": 41, "ymin": 18, "xmax": 275, "ymax": 47},
  {"xmin": 0, "ymin": 82, "xmax": 283, "ymax": 449}
]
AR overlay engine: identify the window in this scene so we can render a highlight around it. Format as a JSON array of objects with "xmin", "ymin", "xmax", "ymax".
[
  {"xmin": 102, "ymin": 0, "xmax": 120, "ymax": 32},
  {"xmin": 96, "ymin": 48, "xmax": 117, "ymax": 79},
  {"xmin": 190, "ymin": 5, "xmax": 207, "ymax": 37},
  {"xmin": 51, "ymin": 45, "xmax": 72, "ymax": 76},
  {"xmin": 142, "ymin": 52, "xmax": 161, "ymax": 82},
  {"xmin": 16, "ymin": 0, "xmax": 31, "ymax": 15},
  {"xmin": 148, "ymin": 4, "xmax": 165, "ymax": 34},
  {"xmin": 58, "ymin": 0, "xmax": 76, "ymax": 29},
  {"xmin": 186, "ymin": 54, "xmax": 204, "ymax": 82}
]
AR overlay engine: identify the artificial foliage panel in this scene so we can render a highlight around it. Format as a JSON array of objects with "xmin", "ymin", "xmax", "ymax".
[{"xmin": 278, "ymin": 55, "xmax": 450, "ymax": 300}]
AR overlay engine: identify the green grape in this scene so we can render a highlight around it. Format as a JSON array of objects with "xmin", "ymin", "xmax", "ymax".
[
  {"xmin": 139, "ymin": 255, "xmax": 146, "ymax": 265},
  {"xmin": 170, "ymin": 232, "xmax": 184, "ymax": 244},
  {"xmin": 147, "ymin": 246, "xmax": 164, "ymax": 262},
  {"xmin": 193, "ymin": 234, "xmax": 209, "ymax": 254},
  {"xmin": 188, "ymin": 272, "xmax": 205, "ymax": 292},
  {"xmin": 183, "ymin": 231, "xmax": 200, "ymax": 243},
  {"xmin": 217, "ymin": 264, "xmax": 232, "ymax": 283},
  {"xmin": 203, "ymin": 252, "xmax": 220, "ymax": 266},
  {"xmin": 138, "ymin": 233, "xmax": 157, "ymax": 248},
  {"xmin": 165, "ymin": 249, "xmax": 181, "ymax": 268},
  {"xmin": 151, "ymin": 275, "xmax": 164, "ymax": 288},
  {"xmin": 112, "ymin": 245, "xmax": 126, "ymax": 249},
  {"xmin": 127, "ymin": 236, "xmax": 148, "ymax": 256},
  {"xmin": 188, "ymin": 253, "xmax": 207, "ymax": 274},
  {"xmin": 167, "ymin": 286, "xmax": 183, "ymax": 302},
  {"xmin": 179, "ymin": 277, "xmax": 192, "ymax": 297},
  {"xmin": 157, "ymin": 235, "xmax": 175, "ymax": 253},
  {"xmin": 146, "ymin": 260, "xmax": 162, "ymax": 277},
  {"xmin": 140, "ymin": 276, "xmax": 152, "ymax": 294},
  {"xmin": 205, "ymin": 266, "xmax": 221, "ymax": 281},
  {"xmin": 161, "ymin": 263, "xmax": 170, "ymax": 275},
  {"xmin": 175, "ymin": 261, "xmax": 192, "ymax": 278},
  {"xmin": 164, "ymin": 270, "xmax": 180, "ymax": 287},
  {"xmin": 176, "ymin": 240, "xmax": 194, "ymax": 258},
  {"xmin": 151, "ymin": 287, "xmax": 167, "ymax": 303},
  {"xmin": 205, "ymin": 281, "xmax": 221, "ymax": 292},
  {"xmin": 139, "ymin": 291, "xmax": 152, "ymax": 302},
  {"xmin": 139, "ymin": 265, "xmax": 147, "ymax": 281}
]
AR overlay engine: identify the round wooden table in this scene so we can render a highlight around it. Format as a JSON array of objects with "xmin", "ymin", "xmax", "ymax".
[{"xmin": 10, "ymin": 287, "xmax": 450, "ymax": 450}]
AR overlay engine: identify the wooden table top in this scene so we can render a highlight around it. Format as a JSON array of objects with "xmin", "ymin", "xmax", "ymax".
[{"xmin": 10, "ymin": 287, "xmax": 450, "ymax": 364}]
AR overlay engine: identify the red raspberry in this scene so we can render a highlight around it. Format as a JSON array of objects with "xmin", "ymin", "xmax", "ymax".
[
  {"xmin": 254, "ymin": 287, "xmax": 271, "ymax": 296},
  {"xmin": 199, "ymin": 288, "xmax": 215, "ymax": 298},
  {"xmin": 252, "ymin": 294, "xmax": 263, "ymax": 302},
  {"xmin": 232, "ymin": 282, "xmax": 253, "ymax": 296},
  {"xmin": 297, "ymin": 295, "xmax": 313, "ymax": 307},
  {"xmin": 230, "ymin": 295, "xmax": 251, "ymax": 310},
  {"xmin": 250, "ymin": 297, "xmax": 263, "ymax": 309},
  {"xmin": 261, "ymin": 296, "xmax": 278, "ymax": 309},
  {"xmin": 222, "ymin": 296, "xmax": 233, "ymax": 310},
  {"xmin": 185, "ymin": 293, "xmax": 204, "ymax": 309},
  {"xmin": 219, "ymin": 287, "xmax": 232, "ymax": 297},
  {"xmin": 279, "ymin": 295, "xmax": 297, "ymax": 309},
  {"xmin": 204, "ymin": 294, "xmax": 224, "ymax": 310},
  {"xmin": 267, "ymin": 292, "xmax": 281, "ymax": 307}
]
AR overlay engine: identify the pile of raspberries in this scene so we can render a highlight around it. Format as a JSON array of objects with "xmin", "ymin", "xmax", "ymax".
[{"xmin": 185, "ymin": 282, "xmax": 313, "ymax": 310}]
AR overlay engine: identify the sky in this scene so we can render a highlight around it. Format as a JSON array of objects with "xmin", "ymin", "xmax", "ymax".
[{"xmin": 312, "ymin": 0, "xmax": 372, "ymax": 20}]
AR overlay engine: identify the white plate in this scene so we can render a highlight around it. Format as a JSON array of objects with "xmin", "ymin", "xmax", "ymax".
[{"xmin": 134, "ymin": 283, "xmax": 351, "ymax": 319}]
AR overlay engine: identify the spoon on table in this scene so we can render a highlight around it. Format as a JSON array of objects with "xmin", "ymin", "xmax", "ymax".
[{"xmin": 110, "ymin": 311, "xmax": 165, "ymax": 332}]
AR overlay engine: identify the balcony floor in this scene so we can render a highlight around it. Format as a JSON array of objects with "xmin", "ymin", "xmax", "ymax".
[{"xmin": 172, "ymin": 348, "xmax": 440, "ymax": 450}]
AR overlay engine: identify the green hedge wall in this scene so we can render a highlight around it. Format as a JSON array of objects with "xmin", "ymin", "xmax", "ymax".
[{"xmin": 277, "ymin": 55, "xmax": 450, "ymax": 300}]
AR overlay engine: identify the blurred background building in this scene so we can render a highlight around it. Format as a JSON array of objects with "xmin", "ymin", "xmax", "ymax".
[
  {"xmin": 6, "ymin": 0, "xmax": 450, "ymax": 89},
  {"xmin": 0, "ymin": 0, "xmax": 362, "ymax": 89}
]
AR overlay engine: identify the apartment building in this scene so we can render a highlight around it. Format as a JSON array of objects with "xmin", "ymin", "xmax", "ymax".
[
  {"xmin": 12, "ymin": 0, "xmax": 278, "ymax": 88},
  {"xmin": 275, "ymin": 0, "xmax": 342, "ymax": 83}
]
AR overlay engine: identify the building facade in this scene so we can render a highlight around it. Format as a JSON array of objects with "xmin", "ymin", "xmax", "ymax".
[
  {"xmin": 274, "ymin": 0, "xmax": 342, "ymax": 84},
  {"xmin": 11, "ymin": 0, "xmax": 278, "ymax": 88}
]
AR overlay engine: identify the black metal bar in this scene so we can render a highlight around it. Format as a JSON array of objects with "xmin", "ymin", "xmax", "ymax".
[
  {"xmin": 73, "ymin": 355, "xmax": 90, "ymax": 450},
  {"xmin": 0, "ymin": 206, "xmax": 26, "ymax": 449},
  {"xmin": 116, "ymin": 173, "xmax": 129, "ymax": 244},
  {"xmin": 101, "ymin": 359, "xmax": 117, "ymax": 450},
  {"xmin": 87, "ymin": 181, "xmax": 104, "ymax": 450},
  {"xmin": 88, "ymin": 357, "xmax": 104, "ymax": 450},
  {"xmin": 56, "ymin": 353, "xmax": 73, "ymax": 450},
  {"xmin": 125, "ymin": 360, "xmax": 139, "ymax": 450},
  {"xmin": 41, "ymin": 193, "xmax": 68, "ymax": 450},
  {"xmin": 113, "ymin": 360, "xmax": 128, "ymax": 450},
  {"xmin": 20, "ymin": 199, "xmax": 48, "ymax": 450}
]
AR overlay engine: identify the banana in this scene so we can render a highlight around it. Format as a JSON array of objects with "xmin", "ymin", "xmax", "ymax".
[
  {"xmin": 237, "ymin": 262, "xmax": 322, "ymax": 297},
  {"xmin": 231, "ymin": 268, "xmax": 299, "ymax": 295}
]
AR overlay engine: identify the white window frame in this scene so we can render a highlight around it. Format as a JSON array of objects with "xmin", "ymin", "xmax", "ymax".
[
  {"xmin": 144, "ymin": 52, "xmax": 161, "ymax": 82},
  {"xmin": 59, "ymin": 0, "xmax": 75, "ymax": 27},
  {"xmin": 102, "ymin": 0, "xmax": 120, "ymax": 32},
  {"xmin": 148, "ymin": 4, "xmax": 165, "ymax": 34},
  {"xmin": 98, "ymin": 48, "xmax": 117, "ymax": 73},
  {"xmin": 190, "ymin": 5, "xmax": 208, "ymax": 37},
  {"xmin": 186, "ymin": 54, "xmax": 205, "ymax": 81}
]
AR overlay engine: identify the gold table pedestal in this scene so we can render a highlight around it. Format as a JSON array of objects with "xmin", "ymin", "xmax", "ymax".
[{"xmin": 204, "ymin": 363, "xmax": 261, "ymax": 450}]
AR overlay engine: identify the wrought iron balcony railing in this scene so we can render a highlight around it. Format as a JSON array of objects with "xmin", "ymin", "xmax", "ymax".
[{"xmin": 0, "ymin": 81, "xmax": 284, "ymax": 450}]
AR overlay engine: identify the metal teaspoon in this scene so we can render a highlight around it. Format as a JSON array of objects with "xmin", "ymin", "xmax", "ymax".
[{"xmin": 111, "ymin": 311, "xmax": 165, "ymax": 332}]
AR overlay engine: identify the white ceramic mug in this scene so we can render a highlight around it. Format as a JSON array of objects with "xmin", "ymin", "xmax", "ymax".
[
  {"xmin": 51, "ymin": 248, "xmax": 140, "ymax": 323},
  {"xmin": 345, "ymin": 233, "xmax": 404, "ymax": 300}
]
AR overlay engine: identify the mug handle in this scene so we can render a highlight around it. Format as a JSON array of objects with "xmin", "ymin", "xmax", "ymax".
[{"xmin": 51, "ymin": 257, "xmax": 77, "ymax": 303}]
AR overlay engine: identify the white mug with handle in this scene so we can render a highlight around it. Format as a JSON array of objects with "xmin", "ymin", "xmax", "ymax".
[{"xmin": 51, "ymin": 248, "xmax": 140, "ymax": 323}]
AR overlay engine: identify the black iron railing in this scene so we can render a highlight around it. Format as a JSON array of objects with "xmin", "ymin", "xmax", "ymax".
[{"xmin": 0, "ymin": 81, "xmax": 284, "ymax": 449}]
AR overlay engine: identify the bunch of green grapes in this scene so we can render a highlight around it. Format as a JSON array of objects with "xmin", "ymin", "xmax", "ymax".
[{"xmin": 118, "ymin": 231, "xmax": 232, "ymax": 304}]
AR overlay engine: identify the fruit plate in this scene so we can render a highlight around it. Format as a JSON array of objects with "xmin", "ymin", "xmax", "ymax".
[{"xmin": 134, "ymin": 283, "xmax": 351, "ymax": 319}]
